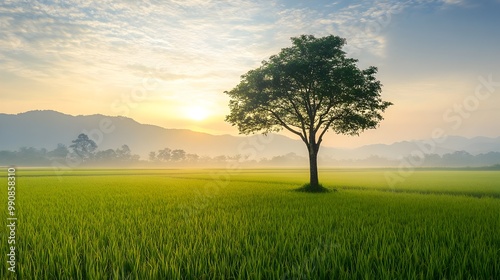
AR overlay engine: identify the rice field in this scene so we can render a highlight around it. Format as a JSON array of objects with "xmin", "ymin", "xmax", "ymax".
[{"xmin": 1, "ymin": 168, "xmax": 499, "ymax": 279}]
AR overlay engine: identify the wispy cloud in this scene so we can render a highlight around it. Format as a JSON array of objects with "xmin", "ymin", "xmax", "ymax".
[
  {"xmin": 0, "ymin": 1, "xmax": 409, "ymax": 86},
  {"xmin": 2, "ymin": 0, "xmax": 460, "ymax": 87},
  {"xmin": 0, "ymin": 0, "xmax": 488, "ymax": 118},
  {"xmin": 441, "ymin": 0, "xmax": 465, "ymax": 5}
]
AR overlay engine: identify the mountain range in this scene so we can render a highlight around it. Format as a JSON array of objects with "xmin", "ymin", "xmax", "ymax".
[{"xmin": 1, "ymin": 110, "xmax": 499, "ymax": 160}]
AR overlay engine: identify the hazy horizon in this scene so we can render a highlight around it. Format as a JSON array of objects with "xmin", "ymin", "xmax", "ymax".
[
  {"xmin": 2, "ymin": 109, "xmax": 500, "ymax": 148},
  {"xmin": 2, "ymin": 110, "xmax": 500, "ymax": 170}
]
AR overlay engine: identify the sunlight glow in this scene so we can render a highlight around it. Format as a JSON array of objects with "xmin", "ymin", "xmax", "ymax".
[{"xmin": 185, "ymin": 105, "xmax": 211, "ymax": 121}]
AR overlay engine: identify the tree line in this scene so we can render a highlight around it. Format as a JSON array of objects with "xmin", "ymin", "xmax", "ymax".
[
  {"xmin": 0, "ymin": 134, "xmax": 141, "ymax": 166},
  {"xmin": 1, "ymin": 133, "xmax": 499, "ymax": 168},
  {"xmin": 0, "ymin": 133, "xmax": 241, "ymax": 166}
]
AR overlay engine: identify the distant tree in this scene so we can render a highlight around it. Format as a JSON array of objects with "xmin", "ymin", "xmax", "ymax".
[
  {"xmin": 0, "ymin": 151, "xmax": 16, "ymax": 164},
  {"xmin": 149, "ymin": 151, "xmax": 157, "ymax": 162},
  {"xmin": 185, "ymin": 153, "xmax": 200, "ymax": 163},
  {"xmin": 478, "ymin": 152, "xmax": 500, "ymax": 166},
  {"xmin": 157, "ymin": 148, "xmax": 172, "ymax": 162},
  {"xmin": 18, "ymin": 147, "xmax": 39, "ymax": 158},
  {"xmin": 227, "ymin": 154, "xmax": 243, "ymax": 162},
  {"xmin": 269, "ymin": 152, "xmax": 306, "ymax": 165},
  {"xmin": 48, "ymin": 143, "xmax": 69, "ymax": 159},
  {"xmin": 94, "ymin": 145, "xmax": 139, "ymax": 164},
  {"xmin": 95, "ymin": 149, "xmax": 117, "ymax": 162},
  {"xmin": 116, "ymin": 144, "xmax": 132, "ymax": 161},
  {"xmin": 171, "ymin": 149, "xmax": 186, "ymax": 161},
  {"xmin": 198, "ymin": 155, "xmax": 212, "ymax": 164},
  {"xmin": 213, "ymin": 155, "xmax": 227, "ymax": 163},
  {"xmin": 16, "ymin": 147, "xmax": 49, "ymax": 165},
  {"xmin": 422, "ymin": 154, "xmax": 442, "ymax": 167},
  {"xmin": 442, "ymin": 151, "xmax": 474, "ymax": 167},
  {"xmin": 130, "ymin": 154, "xmax": 140, "ymax": 162},
  {"xmin": 69, "ymin": 133, "xmax": 97, "ymax": 162},
  {"xmin": 225, "ymin": 35, "xmax": 392, "ymax": 191}
]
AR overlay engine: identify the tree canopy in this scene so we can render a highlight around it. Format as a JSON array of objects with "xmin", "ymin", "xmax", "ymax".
[{"xmin": 69, "ymin": 133, "xmax": 97, "ymax": 162}]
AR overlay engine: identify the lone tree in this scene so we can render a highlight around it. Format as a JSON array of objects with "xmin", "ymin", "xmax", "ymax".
[
  {"xmin": 69, "ymin": 133, "xmax": 97, "ymax": 162},
  {"xmin": 225, "ymin": 35, "xmax": 392, "ymax": 191}
]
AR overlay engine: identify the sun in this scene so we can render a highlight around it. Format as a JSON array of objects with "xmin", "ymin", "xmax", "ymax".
[{"xmin": 185, "ymin": 105, "xmax": 210, "ymax": 121}]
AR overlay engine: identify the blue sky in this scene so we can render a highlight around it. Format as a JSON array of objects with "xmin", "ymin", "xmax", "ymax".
[{"xmin": 1, "ymin": 0, "xmax": 499, "ymax": 147}]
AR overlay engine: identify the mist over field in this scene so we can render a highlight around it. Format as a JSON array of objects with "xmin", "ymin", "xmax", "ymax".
[{"xmin": 1, "ymin": 110, "xmax": 500, "ymax": 168}]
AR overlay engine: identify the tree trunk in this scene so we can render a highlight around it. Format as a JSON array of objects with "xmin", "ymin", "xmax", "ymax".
[{"xmin": 308, "ymin": 147, "xmax": 319, "ymax": 188}]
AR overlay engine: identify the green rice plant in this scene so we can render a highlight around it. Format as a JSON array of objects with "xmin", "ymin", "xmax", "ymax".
[{"xmin": 0, "ymin": 169, "xmax": 498, "ymax": 279}]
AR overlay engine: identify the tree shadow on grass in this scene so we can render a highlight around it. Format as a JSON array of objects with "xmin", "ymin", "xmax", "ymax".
[{"xmin": 294, "ymin": 183, "xmax": 337, "ymax": 193}]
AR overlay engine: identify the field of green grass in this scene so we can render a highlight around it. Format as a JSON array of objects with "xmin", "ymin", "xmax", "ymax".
[{"xmin": 1, "ymin": 168, "xmax": 499, "ymax": 279}]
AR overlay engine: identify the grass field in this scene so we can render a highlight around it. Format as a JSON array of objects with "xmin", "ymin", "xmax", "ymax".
[{"xmin": 1, "ymin": 168, "xmax": 499, "ymax": 279}]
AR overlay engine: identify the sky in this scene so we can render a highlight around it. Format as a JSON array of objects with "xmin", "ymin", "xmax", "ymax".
[{"xmin": 1, "ymin": 0, "xmax": 499, "ymax": 148}]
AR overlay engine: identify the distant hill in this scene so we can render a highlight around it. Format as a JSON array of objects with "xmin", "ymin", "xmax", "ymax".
[
  {"xmin": 0, "ymin": 110, "xmax": 499, "ymax": 160},
  {"xmin": 0, "ymin": 110, "xmax": 310, "ymax": 159},
  {"xmin": 330, "ymin": 136, "xmax": 500, "ymax": 160}
]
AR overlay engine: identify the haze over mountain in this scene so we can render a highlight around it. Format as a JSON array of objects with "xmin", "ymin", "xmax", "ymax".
[{"xmin": 1, "ymin": 110, "xmax": 499, "ymax": 160}]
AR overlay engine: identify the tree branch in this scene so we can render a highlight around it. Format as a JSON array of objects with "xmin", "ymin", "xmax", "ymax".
[
  {"xmin": 266, "ymin": 108, "xmax": 308, "ymax": 144},
  {"xmin": 317, "ymin": 116, "xmax": 339, "ymax": 146},
  {"xmin": 314, "ymin": 96, "xmax": 336, "ymax": 134},
  {"xmin": 282, "ymin": 89, "xmax": 308, "ymax": 143}
]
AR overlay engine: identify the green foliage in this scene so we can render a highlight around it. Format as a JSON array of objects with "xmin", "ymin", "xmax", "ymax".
[
  {"xmin": 224, "ymin": 34, "xmax": 392, "ymax": 187},
  {"xmin": 47, "ymin": 143, "xmax": 69, "ymax": 159},
  {"xmin": 1, "ymin": 169, "xmax": 499, "ymax": 279},
  {"xmin": 225, "ymin": 34, "xmax": 392, "ymax": 140},
  {"xmin": 69, "ymin": 133, "xmax": 97, "ymax": 161}
]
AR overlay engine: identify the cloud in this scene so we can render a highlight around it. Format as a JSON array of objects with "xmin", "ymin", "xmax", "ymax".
[
  {"xmin": 441, "ymin": 0, "xmax": 465, "ymax": 5},
  {"xmin": 0, "ymin": 1, "xmax": 365, "ymax": 89},
  {"xmin": 0, "ymin": 0, "xmax": 483, "ymax": 111}
]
